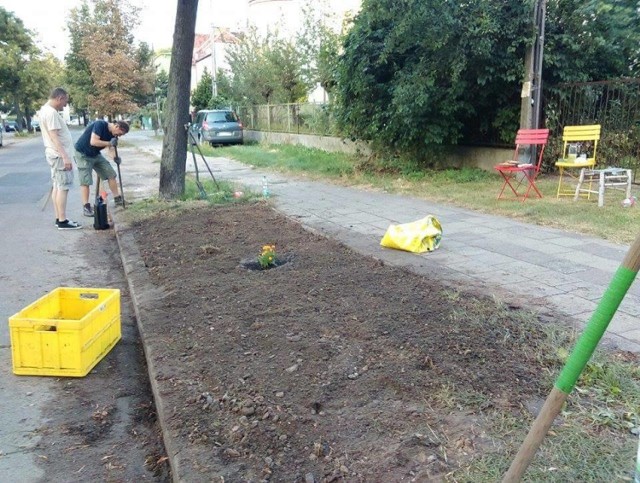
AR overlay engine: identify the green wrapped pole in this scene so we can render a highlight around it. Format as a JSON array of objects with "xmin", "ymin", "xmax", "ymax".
[
  {"xmin": 503, "ymin": 233, "xmax": 640, "ymax": 482},
  {"xmin": 635, "ymin": 432, "xmax": 640, "ymax": 483}
]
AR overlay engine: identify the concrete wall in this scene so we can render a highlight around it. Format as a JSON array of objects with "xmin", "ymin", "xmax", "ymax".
[
  {"xmin": 245, "ymin": 130, "xmax": 512, "ymax": 172},
  {"xmin": 246, "ymin": 130, "xmax": 371, "ymax": 156},
  {"xmin": 440, "ymin": 145, "xmax": 514, "ymax": 171}
]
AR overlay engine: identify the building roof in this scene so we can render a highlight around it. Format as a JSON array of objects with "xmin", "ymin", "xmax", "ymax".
[{"xmin": 192, "ymin": 30, "xmax": 242, "ymax": 64}]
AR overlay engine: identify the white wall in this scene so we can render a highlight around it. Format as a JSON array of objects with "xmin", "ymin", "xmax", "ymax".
[{"xmin": 192, "ymin": 41, "xmax": 231, "ymax": 92}]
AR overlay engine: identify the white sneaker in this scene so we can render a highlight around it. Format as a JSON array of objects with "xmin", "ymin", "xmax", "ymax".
[{"xmin": 56, "ymin": 219, "xmax": 82, "ymax": 230}]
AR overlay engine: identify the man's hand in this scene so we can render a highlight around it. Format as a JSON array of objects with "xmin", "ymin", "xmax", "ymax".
[
  {"xmin": 114, "ymin": 156, "xmax": 122, "ymax": 165},
  {"xmin": 110, "ymin": 137, "xmax": 118, "ymax": 147}
]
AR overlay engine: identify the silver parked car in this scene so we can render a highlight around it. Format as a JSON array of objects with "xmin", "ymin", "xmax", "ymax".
[{"xmin": 192, "ymin": 109, "xmax": 243, "ymax": 146}]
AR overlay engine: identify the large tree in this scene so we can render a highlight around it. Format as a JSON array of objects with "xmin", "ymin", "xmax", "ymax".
[
  {"xmin": 65, "ymin": 2, "xmax": 96, "ymax": 124},
  {"xmin": 544, "ymin": 0, "xmax": 640, "ymax": 84},
  {"xmin": 132, "ymin": 41, "xmax": 157, "ymax": 108},
  {"xmin": 20, "ymin": 53, "xmax": 65, "ymax": 128},
  {"xmin": 335, "ymin": 0, "xmax": 640, "ymax": 155},
  {"xmin": 335, "ymin": 0, "xmax": 532, "ymax": 153},
  {"xmin": 0, "ymin": 8, "xmax": 36, "ymax": 130},
  {"xmin": 159, "ymin": 0, "xmax": 198, "ymax": 199},
  {"xmin": 65, "ymin": 0, "xmax": 154, "ymax": 119}
]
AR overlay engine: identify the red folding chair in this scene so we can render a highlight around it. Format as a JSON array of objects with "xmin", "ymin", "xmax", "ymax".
[{"xmin": 495, "ymin": 128, "xmax": 550, "ymax": 201}]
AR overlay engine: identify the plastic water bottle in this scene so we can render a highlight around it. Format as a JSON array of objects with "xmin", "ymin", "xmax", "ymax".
[{"xmin": 262, "ymin": 176, "xmax": 270, "ymax": 198}]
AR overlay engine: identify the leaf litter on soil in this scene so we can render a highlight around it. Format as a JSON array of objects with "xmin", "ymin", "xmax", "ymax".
[{"xmin": 131, "ymin": 202, "xmax": 565, "ymax": 481}]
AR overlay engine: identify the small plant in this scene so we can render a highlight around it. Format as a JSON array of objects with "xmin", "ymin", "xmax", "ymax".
[{"xmin": 257, "ymin": 244, "xmax": 277, "ymax": 269}]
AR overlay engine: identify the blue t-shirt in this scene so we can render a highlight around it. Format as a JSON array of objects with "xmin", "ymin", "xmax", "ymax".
[{"xmin": 74, "ymin": 120, "xmax": 114, "ymax": 157}]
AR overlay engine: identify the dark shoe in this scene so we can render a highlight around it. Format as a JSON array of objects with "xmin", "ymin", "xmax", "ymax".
[
  {"xmin": 57, "ymin": 219, "xmax": 82, "ymax": 230},
  {"xmin": 83, "ymin": 203, "xmax": 94, "ymax": 217},
  {"xmin": 114, "ymin": 195, "xmax": 124, "ymax": 207}
]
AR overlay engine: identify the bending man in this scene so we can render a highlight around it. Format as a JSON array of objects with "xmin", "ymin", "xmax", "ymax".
[{"xmin": 74, "ymin": 119, "xmax": 129, "ymax": 216}]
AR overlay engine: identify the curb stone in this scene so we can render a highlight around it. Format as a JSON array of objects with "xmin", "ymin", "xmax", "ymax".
[{"xmin": 113, "ymin": 218, "xmax": 186, "ymax": 482}]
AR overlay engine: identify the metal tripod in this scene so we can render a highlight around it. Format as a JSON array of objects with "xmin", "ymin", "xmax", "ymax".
[{"xmin": 185, "ymin": 123, "xmax": 220, "ymax": 199}]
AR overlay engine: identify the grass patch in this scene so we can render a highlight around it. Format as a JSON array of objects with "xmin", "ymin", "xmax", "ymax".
[
  {"xmin": 199, "ymin": 143, "xmax": 356, "ymax": 178},
  {"xmin": 447, "ymin": 313, "xmax": 640, "ymax": 481},
  {"xmin": 456, "ymin": 413, "xmax": 636, "ymax": 482},
  {"xmin": 121, "ymin": 177, "xmax": 261, "ymax": 224},
  {"xmin": 197, "ymin": 142, "xmax": 640, "ymax": 244},
  {"xmin": 14, "ymin": 131, "xmax": 33, "ymax": 138}
]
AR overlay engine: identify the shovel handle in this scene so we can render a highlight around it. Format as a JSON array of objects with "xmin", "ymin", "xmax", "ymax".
[
  {"xmin": 112, "ymin": 144, "xmax": 126, "ymax": 208},
  {"xmin": 502, "ymin": 388, "xmax": 567, "ymax": 482},
  {"xmin": 503, "ymin": 232, "xmax": 640, "ymax": 482}
]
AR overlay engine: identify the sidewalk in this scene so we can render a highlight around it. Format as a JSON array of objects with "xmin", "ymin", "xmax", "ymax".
[{"xmin": 121, "ymin": 130, "xmax": 640, "ymax": 353}]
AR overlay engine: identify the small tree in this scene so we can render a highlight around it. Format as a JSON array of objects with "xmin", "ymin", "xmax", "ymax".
[
  {"xmin": 226, "ymin": 28, "xmax": 276, "ymax": 105},
  {"xmin": 225, "ymin": 28, "xmax": 308, "ymax": 106},
  {"xmin": 155, "ymin": 69, "xmax": 169, "ymax": 99},
  {"xmin": 266, "ymin": 37, "xmax": 309, "ymax": 103},
  {"xmin": 191, "ymin": 68, "xmax": 213, "ymax": 112},
  {"xmin": 297, "ymin": 0, "xmax": 344, "ymax": 99}
]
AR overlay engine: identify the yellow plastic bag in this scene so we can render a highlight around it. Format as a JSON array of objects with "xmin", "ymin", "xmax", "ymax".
[{"xmin": 380, "ymin": 215, "xmax": 442, "ymax": 253}]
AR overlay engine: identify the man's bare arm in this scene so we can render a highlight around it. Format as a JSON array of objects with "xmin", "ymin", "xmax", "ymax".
[{"xmin": 90, "ymin": 132, "xmax": 112, "ymax": 149}]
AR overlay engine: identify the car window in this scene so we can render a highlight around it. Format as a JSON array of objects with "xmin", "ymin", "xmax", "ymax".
[{"xmin": 206, "ymin": 111, "xmax": 237, "ymax": 123}]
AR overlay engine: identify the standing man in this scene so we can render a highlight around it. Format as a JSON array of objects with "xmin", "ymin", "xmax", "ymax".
[
  {"xmin": 74, "ymin": 119, "xmax": 129, "ymax": 216},
  {"xmin": 40, "ymin": 87, "xmax": 81, "ymax": 230}
]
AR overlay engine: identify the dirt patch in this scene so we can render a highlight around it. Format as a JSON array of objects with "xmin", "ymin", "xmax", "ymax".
[{"xmin": 131, "ymin": 202, "xmax": 556, "ymax": 481}]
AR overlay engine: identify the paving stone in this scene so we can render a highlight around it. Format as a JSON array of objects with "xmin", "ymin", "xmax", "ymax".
[
  {"xmin": 608, "ymin": 312, "xmax": 640, "ymax": 334},
  {"xmin": 544, "ymin": 293, "xmax": 598, "ymax": 316}
]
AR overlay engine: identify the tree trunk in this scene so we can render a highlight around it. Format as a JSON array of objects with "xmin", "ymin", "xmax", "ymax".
[
  {"xmin": 159, "ymin": 0, "xmax": 199, "ymax": 199},
  {"xmin": 13, "ymin": 98, "xmax": 23, "ymax": 132}
]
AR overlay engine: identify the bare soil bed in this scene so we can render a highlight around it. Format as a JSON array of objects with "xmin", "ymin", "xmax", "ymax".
[{"xmin": 130, "ymin": 202, "xmax": 560, "ymax": 481}]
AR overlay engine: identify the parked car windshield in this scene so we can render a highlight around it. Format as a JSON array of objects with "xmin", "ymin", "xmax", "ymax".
[{"xmin": 206, "ymin": 111, "xmax": 237, "ymax": 123}]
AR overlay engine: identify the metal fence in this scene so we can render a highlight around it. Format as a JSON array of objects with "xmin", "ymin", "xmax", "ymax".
[
  {"xmin": 239, "ymin": 85, "xmax": 640, "ymax": 180},
  {"xmin": 236, "ymin": 103, "xmax": 340, "ymax": 137},
  {"xmin": 544, "ymin": 78, "xmax": 640, "ymax": 178}
]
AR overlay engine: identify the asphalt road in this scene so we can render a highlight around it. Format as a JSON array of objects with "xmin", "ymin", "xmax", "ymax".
[{"xmin": 0, "ymin": 131, "xmax": 168, "ymax": 481}]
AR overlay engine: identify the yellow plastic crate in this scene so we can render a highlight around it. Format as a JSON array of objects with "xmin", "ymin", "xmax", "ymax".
[{"xmin": 9, "ymin": 287, "xmax": 121, "ymax": 377}]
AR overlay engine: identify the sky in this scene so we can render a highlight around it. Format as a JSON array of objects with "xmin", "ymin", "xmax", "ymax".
[{"xmin": 0, "ymin": 0, "xmax": 248, "ymax": 59}]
